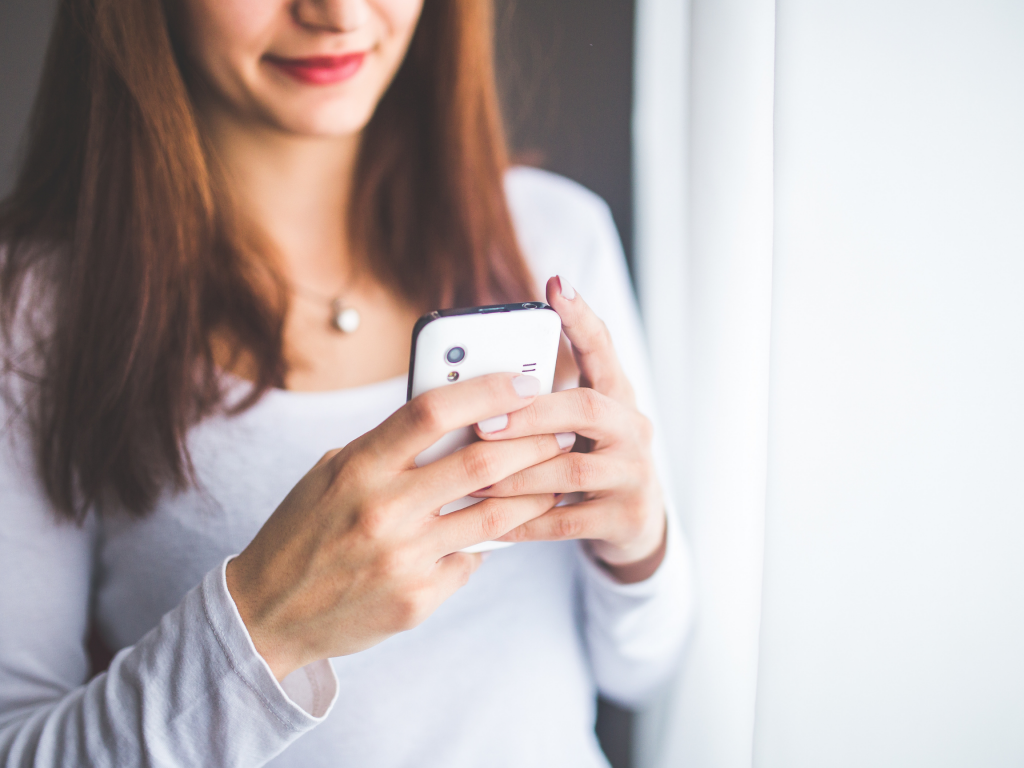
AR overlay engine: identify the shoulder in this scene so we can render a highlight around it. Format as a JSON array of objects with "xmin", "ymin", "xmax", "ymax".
[
  {"xmin": 504, "ymin": 166, "xmax": 614, "ymax": 230},
  {"xmin": 503, "ymin": 166, "xmax": 625, "ymax": 296}
]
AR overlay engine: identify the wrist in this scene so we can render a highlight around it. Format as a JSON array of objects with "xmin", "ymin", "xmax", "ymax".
[
  {"xmin": 226, "ymin": 556, "xmax": 300, "ymax": 682},
  {"xmin": 592, "ymin": 513, "xmax": 668, "ymax": 584}
]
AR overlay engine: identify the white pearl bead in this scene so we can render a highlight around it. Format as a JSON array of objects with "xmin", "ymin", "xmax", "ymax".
[{"xmin": 334, "ymin": 307, "xmax": 361, "ymax": 334}]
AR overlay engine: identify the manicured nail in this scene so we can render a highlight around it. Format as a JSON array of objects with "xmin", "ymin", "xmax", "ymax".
[
  {"xmin": 556, "ymin": 432, "xmax": 576, "ymax": 451},
  {"xmin": 478, "ymin": 414, "xmax": 509, "ymax": 433},
  {"xmin": 512, "ymin": 375, "xmax": 540, "ymax": 398},
  {"xmin": 557, "ymin": 275, "xmax": 576, "ymax": 300}
]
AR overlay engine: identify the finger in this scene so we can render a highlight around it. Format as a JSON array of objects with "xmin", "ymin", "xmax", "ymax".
[
  {"xmin": 426, "ymin": 551, "xmax": 483, "ymax": 603},
  {"xmin": 474, "ymin": 387, "xmax": 632, "ymax": 444},
  {"xmin": 373, "ymin": 373, "xmax": 543, "ymax": 465},
  {"xmin": 496, "ymin": 499, "xmax": 616, "ymax": 544},
  {"xmin": 545, "ymin": 276, "xmax": 635, "ymax": 404},
  {"xmin": 411, "ymin": 432, "xmax": 572, "ymax": 511},
  {"xmin": 433, "ymin": 493, "xmax": 560, "ymax": 554},
  {"xmin": 469, "ymin": 450, "xmax": 626, "ymax": 498}
]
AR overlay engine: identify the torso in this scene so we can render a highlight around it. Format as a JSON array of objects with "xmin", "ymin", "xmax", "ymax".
[
  {"xmin": 93, "ymin": 378, "xmax": 607, "ymax": 767},
  {"xmin": 95, "ymin": 168, "xmax": 626, "ymax": 767}
]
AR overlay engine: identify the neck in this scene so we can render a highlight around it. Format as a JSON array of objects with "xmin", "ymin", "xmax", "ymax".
[{"xmin": 205, "ymin": 108, "xmax": 361, "ymax": 290}]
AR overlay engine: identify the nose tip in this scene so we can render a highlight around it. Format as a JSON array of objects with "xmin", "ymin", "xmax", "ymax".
[{"xmin": 293, "ymin": 0, "xmax": 370, "ymax": 33}]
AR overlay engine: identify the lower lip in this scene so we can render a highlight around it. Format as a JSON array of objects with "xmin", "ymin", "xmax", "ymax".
[{"xmin": 264, "ymin": 53, "xmax": 366, "ymax": 85}]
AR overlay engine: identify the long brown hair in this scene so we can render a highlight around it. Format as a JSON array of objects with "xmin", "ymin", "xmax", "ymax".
[{"xmin": 0, "ymin": 0, "xmax": 535, "ymax": 521}]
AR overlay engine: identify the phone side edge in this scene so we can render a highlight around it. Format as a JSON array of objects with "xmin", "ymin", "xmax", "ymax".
[{"xmin": 407, "ymin": 311, "xmax": 441, "ymax": 402}]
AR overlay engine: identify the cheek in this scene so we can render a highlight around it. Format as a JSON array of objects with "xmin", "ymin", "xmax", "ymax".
[
  {"xmin": 181, "ymin": 0, "xmax": 284, "ymax": 81},
  {"xmin": 374, "ymin": 0, "xmax": 425, "ymax": 49}
]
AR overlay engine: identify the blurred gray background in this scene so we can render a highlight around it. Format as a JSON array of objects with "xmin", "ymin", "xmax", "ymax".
[{"xmin": 0, "ymin": 0, "xmax": 637, "ymax": 765}]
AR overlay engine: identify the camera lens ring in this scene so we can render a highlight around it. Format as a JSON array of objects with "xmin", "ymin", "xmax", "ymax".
[{"xmin": 445, "ymin": 346, "xmax": 466, "ymax": 365}]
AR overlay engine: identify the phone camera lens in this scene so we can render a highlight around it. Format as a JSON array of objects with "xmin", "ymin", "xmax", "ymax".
[
  {"xmin": 521, "ymin": 302, "xmax": 540, "ymax": 309},
  {"xmin": 445, "ymin": 346, "xmax": 466, "ymax": 365}
]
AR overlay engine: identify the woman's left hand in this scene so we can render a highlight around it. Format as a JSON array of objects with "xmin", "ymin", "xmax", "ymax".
[{"xmin": 471, "ymin": 276, "xmax": 667, "ymax": 583}]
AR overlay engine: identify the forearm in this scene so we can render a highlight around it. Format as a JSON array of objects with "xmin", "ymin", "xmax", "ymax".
[{"xmin": 1, "ymin": 560, "xmax": 336, "ymax": 768}]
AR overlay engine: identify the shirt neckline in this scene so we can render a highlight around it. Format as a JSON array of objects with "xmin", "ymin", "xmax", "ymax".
[{"xmin": 220, "ymin": 369, "xmax": 408, "ymax": 408}]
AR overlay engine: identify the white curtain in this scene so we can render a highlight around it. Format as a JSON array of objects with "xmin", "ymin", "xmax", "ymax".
[
  {"xmin": 633, "ymin": 1, "xmax": 1024, "ymax": 766},
  {"xmin": 633, "ymin": 1, "xmax": 776, "ymax": 766}
]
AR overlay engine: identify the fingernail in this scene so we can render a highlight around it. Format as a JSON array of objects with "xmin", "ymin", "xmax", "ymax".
[
  {"xmin": 481, "ymin": 553, "xmax": 491, "ymax": 563},
  {"xmin": 478, "ymin": 414, "xmax": 509, "ymax": 433},
  {"xmin": 512, "ymin": 375, "xmax": 540, "ymax": 398},
  {"xmin": 556, "ymin": 431, "xmax": 576, "ymax": 451},
  {"xmin": 557, "ymin": 275, "xmax": 576, "ymax": 300}
]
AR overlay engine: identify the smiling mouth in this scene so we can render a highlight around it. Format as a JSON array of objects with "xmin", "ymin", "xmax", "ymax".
[{"xmin": 263, "ymin": 53, "xmax": 366, "ymax": 85}]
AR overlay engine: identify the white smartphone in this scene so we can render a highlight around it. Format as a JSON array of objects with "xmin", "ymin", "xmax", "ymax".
[{"xmin": 407, "ymin": 302, "xmax": 562, "ymax": 553}]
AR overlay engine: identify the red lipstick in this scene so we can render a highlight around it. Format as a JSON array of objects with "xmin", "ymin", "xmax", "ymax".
[{"xmin": 264, "ymin": 53, "xmax": 366, "ymax": 85}]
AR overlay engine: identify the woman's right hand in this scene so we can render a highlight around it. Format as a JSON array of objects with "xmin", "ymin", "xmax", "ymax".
[{"xmin": 225, "ymin": 373, "xmax": 566, "ymax": 681}]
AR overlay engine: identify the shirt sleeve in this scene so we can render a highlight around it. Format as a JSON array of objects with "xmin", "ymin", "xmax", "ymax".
[
  {"xmin": 576, "ymin": 503, "xmax": 694, "ymax": 708},
  {"xmin": 527, "ymin": 178, "xmax": 695, "ymax": 708},
  {"xmin": 0, "ymin": 386, "xmax": 338, "ymax": 766}
]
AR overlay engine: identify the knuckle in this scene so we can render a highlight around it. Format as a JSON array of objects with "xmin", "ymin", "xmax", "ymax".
[
  {"xmin": 391, "ymin": 588, "xmax": 428, "ymax": 630},
  {"xmin": 409, "ymin": 391, "xmax": 447, "ymax": 434},
  {"xmin": 621, "ymin": 504, "xmax": 648, "ymax": 540},
  {"xmin": 553, "ymin": 513, "xmax": 585, "ymax": 540},
  {"xmin": 517, "ymin": 400, "xmax": 541, "ymax": 428},
  {"xmin": 635, "ymin": 413, "xmax": 654, "ymax": 445},
  {"xmin": 457, "ymin": 558, "xmax": 476, "ymax": 587},
  {"xmin": 479, "ymin": 502, "xmax": 511, "ymax": 541},
  {"xmin": 506, "ymin": 469, "xmax": 529, "ymax": 495},
  {"xmin": 501, "ymin": 524, "xmax": 528, "ymax": 543},
  {"xmin": 575, "ymin": 387, "xmax": 609, "ymax": 427},
  {"xmin": 327, "ymin": 453, "xmax": 365, "ymax": 492},
  {"xmin": 564, "ymin": 452, "xmax": 596, "ymax": 490},
  {"xmin": 532, "ymin": 433, "xmax": 555, "ymax": 455},
  {"xmin": 315, "ymin": 448, "xmax": 343, "ymax": 469},
  {"xmin": 461, "ymin": 444, "xmax": 500, "ymax": 483},
  {"xmin": 636, "ymin": 457, "xmax": 654, "ymax": 488},
  {"xmin": 357, "ymin": 495, "xmax": 405, "ymax": 541},
  {"xmin": 374, "ymin": 549, "xmax": 408, "ymax": 580},
  {"xmin": 626, "ymin": 448, "xmax": 657, "ymax": 491},
  {"xmin": 486, "ymin": 374, "xmax": 510, "ymax": 402},
  {"xmin": 358, "ymin": 509, "xmax": 388, "ymax": 540}
]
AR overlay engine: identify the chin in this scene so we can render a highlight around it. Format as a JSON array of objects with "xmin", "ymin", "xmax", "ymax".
[{"xmin": 261, "ymin": 99, "xmax": 376, "ymax": 138}]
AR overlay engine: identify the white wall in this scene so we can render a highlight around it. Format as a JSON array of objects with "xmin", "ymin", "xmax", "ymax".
[{"xmin": 755, "ymin": 2, "xmax": 1024, "ymax": 766}]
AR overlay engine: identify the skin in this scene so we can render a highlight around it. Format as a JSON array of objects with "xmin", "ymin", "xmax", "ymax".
[{"xmin": 179, "ymin": 0, "xmax": 667, "ymax": 681}]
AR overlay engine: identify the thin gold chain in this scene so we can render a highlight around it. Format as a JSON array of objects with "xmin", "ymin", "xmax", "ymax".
[{"xmin": 289, "ymin": 281, "xmax": 344, "ymax": 305}]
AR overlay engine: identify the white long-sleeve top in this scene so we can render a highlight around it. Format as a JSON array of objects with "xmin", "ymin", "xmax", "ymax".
[{"xmin": 0, "ymin": 168, "xmax": 693, "ymax": 768}]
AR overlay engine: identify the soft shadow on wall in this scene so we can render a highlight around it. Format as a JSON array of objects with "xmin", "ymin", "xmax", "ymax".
[
  {"xmin": 494, "ymin": 0, "xmax": 636, "ymax": 275},
  {"xmin": 0, "ymin": 0, "xmax": 57, "ymax": 196}
]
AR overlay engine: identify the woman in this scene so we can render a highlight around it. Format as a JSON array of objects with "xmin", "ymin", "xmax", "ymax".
[{"xmin": 0, "ymin": 0, "xmax": 692, "ymax": 765}]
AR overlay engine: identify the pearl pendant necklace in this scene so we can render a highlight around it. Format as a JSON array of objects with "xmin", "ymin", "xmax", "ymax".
[
  {"xmin": 330, "ymin": 298, "xmax": 362, "ymax": 334},
  {"xmin": 289, "ymin": 279, "xmax": 361, "ymax": 335}
]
